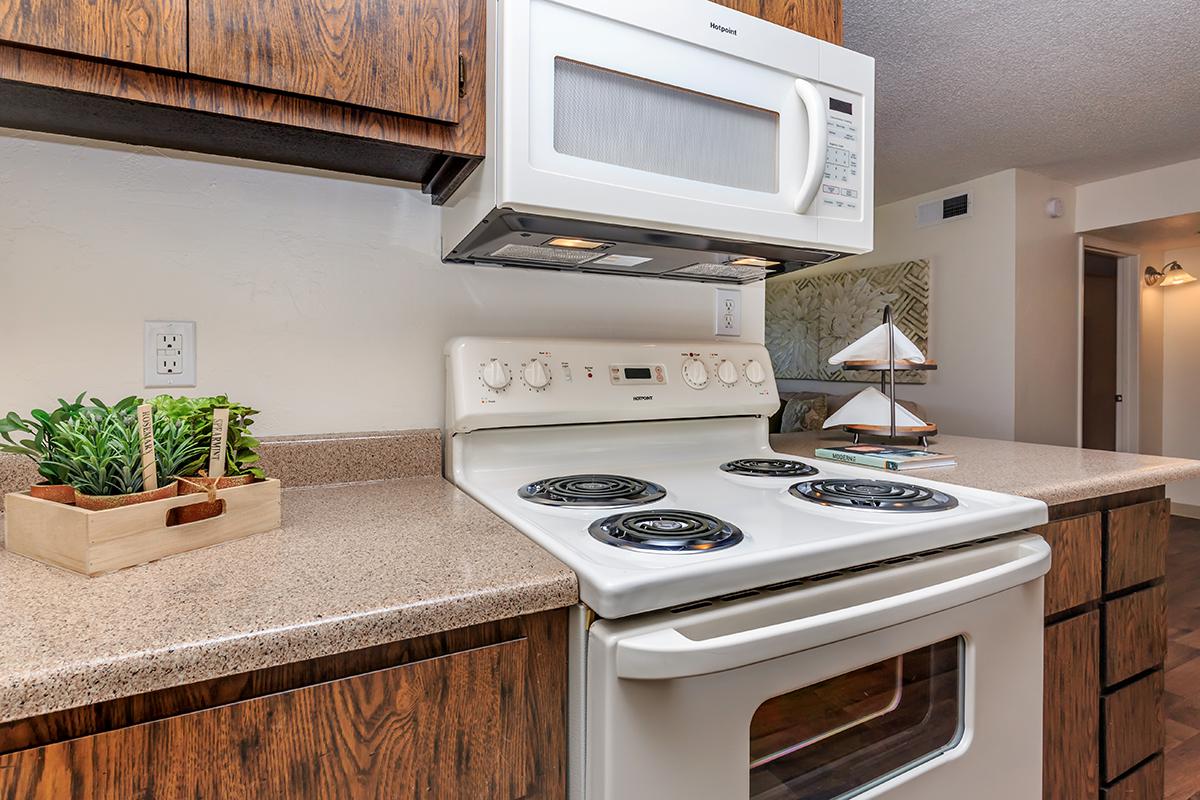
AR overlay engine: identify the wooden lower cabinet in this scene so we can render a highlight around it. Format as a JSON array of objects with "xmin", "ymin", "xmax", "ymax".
[
  {"xmin": 1038, "ymin": 488, "xmax": 1170, "ymax": 800},
  {"xmin": 1100, "ymin": 754, "xmax": 1164, "ymax": 800},
  {"xmin": 0, "ymin": 610, "xmax": 567, "ymax": 799},
  {"xmin": 1044, "ymin": 611, "xmax": 1100, "ymax": 800}
]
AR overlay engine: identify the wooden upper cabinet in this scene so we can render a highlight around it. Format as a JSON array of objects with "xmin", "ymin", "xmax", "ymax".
[
  {"xmin": 708, "ymin": 0, "xmax": 843, "ymax": 44},
  {"xmin": 0, "ymin": 0, "xmax": 185, "ymax": 70},
  {"xmin": 189, "ymin": 0, "xmax": 461, "ymax": 121}
]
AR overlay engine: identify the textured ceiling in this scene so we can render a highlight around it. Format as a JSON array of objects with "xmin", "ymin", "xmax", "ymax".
[{"xmin": 844, "ymin": 0, "xmax": 1200, "ymax": 203}]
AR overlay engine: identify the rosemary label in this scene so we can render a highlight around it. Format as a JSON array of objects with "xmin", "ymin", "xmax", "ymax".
[
  {"xmin": 208, "ymin": 408, "xmax": 230, "ymax": 479},
  {"xmin": 137, "ymin": 403, "xmax": 158, "ymax": 491}
]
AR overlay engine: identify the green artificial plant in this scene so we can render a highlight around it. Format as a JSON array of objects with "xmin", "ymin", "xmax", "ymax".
[
  {"xmin": 0, "ymin": 393, "xmax": 91, "ymax": 484},
  {"xmin": 146, "ymin": 395, "xmax": 264, "ymax": 478}
]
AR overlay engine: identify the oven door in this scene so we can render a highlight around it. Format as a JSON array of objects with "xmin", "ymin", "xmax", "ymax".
[
  {"xmin": 585, "ymin": 535, "xmax": 1050, "ymax": 800},
  {"xmin": 497, "ymin": 0, "xmax": 873, "ymax": 253}
]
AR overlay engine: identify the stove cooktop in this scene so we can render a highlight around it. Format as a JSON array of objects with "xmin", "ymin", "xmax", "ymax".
[{"xmin": 452, "ymin": 418, "xmax": 1048, "ymax": 619}]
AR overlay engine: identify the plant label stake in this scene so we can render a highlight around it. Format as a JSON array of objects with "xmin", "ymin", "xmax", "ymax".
[
  {"xmin": 208, "ymin": 408, "xmax": 230, "ymax": 479},
  {"xmin": 137, "ymin": 403, "xmax": 158, "ymax": 491}
]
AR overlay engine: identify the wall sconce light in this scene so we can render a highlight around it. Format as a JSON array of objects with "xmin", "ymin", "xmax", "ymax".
[{"xmin": 1144, "ymin": 261, "xmax": 1197, "ymax": 287}]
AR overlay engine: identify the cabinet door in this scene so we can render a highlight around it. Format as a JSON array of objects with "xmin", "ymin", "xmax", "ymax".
[
  {"xmin": 0, "ymin": 0, "xmax": 185, "ymax": 69},
  {"xmin": 0, "ymin": 638, "xmax": 531, "ymax": 798},
  {"xmin": 708, "ymin": 0, "xmax": 843, "ymax": 44},
  {"xmin": 1044, "ymin": 611, "xmax": 1100, "ymax": 800},
  {"xmin": 189, "ymin": 0, "xmax": 460, "ymax": 121}
]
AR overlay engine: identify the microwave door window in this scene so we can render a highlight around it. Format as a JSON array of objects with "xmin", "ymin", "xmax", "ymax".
[
  {"xmin": 552, "ymin": 58, "xmax": 779, "ymax": 193},
  {"xmin": 749, "ymin": 637, "xmax": 965, "ymax": 800}
]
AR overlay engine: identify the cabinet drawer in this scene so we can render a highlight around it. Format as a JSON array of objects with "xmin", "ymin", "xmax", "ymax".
[
  {"xmin": 189, "ymin": 0, "xmax": 461, "ymax": 121},
  {"xmin": 1038, "ymin": 513, "xmax": 1102, "ymax": 616},
  {"xmin": 0, "ymin": 638, "xmax": 531, "ymax": 799},
  {"xmin": 0, "ymin": 0, "xmax": 185, "ymax": 69},
  {"xmin": 1100, "ymin": 753, "xmax": 1163, "ymax": 799},
  {"xmin": 1103, "ymin": 584, "xmax": 1167, "ymax": 686},
  {"xmin": 1105, "ymin": 500, "xmax": 1169, "ymax": 594},
  {"xmin": 1102, "ymin": 670, "xmax": 1164, "ymax": 783},
  {"xmin": 1044, "ymin": 611, "xmax": 1099, "ymax": 800}
]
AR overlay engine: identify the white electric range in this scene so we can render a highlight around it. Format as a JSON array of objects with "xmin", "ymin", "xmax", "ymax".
[{"xmin": 445, "ymin": 337, "xmax": 1051, "ymax": 800}]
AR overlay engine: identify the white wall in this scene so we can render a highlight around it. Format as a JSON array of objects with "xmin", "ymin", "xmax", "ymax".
[
  {"xmin": 1013, "ymin": 170, "xmax": 1079, "ymax": 447},
  {"xmin": 1076, "ymin": 157, "xmax": 1200, "ymax": 232},
  {"xmin": 0, "ymin": 130, "xmax": 763, "ymax": 435},
  {"xmin": 778, "ymin": 170, "xmax": 1019, "ymax": 440},
  {"xmin": 1161, "ymin": 245, "xmax": 1200, "ymax": 506}
]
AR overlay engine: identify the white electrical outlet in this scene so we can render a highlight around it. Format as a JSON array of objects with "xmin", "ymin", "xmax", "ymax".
[
  {"xmin": 714, "ymin": 288, "xmax": 742, "ymax": 337},
  {"xmin": 144, "ymin": 321, "xmax": 196, "ymax": 388}
]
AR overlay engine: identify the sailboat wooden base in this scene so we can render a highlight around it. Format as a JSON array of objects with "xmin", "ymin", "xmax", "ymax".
[{"xmin": 842, "ymin": 423, "xmax": 938, "ymax": 447}]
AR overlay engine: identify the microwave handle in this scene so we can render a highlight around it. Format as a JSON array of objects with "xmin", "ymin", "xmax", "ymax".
[
  {"xmin": 614, "ymin": 536, "xmax": 1050, "ymax": 681},
  {"xmin": 793, "ymin": 78, "xmax": 828, "ymax": 214}
]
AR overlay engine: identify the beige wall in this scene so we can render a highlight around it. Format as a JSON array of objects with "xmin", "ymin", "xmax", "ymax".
[
  {"xmin": 1162, "ymin": 245, "xmax": 1200, "ymax": 506},
  {"xmin": 0, "ymin": 130, "xmax": 764, "ymax": 435},
  {"xmin": 1013, "ymin": 171, "xmax": 1079, "ymax": 446},
  {"xmin": 1075, "ymin": 157, "xmax": 1200, "ymax": 232},
  {"xmin": 778, "ymin": 170, "xmax": 1020, "ymax": 440}
]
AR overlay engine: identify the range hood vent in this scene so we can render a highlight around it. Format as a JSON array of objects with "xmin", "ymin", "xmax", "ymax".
[{"xmin": 444, "ymin": 209, "xmax": 848, "ymax": 285}]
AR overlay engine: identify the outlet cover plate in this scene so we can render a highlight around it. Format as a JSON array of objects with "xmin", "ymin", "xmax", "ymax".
[
  {"xmin": 144, "ymin": 320, "xmax": 196, "ymax": 388},
  {"xmin": 715, "ymin": 288, "xmax": 742, "ymax": 337}
]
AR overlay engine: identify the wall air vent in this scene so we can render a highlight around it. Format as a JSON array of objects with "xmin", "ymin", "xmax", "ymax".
[{"xmin": 916, "ymin": 193, "xmax": 972, "ymax": 227}]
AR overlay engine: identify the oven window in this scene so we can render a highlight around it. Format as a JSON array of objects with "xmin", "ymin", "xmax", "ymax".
[
  {"xmin": 553, "ymin": 58, "xmax": 779, "ymax": 193},
  {"xmin": 749, "ymin": 637, "xmax": 964, "ymax": 800}
]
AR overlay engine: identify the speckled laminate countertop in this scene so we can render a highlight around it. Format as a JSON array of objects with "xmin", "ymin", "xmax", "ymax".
[
  {"xmin": 0, "ymin": 477, "xmax": 577, "ymax": 724},
  {"xmin": 772, "ymin": 431, "xmax": 1200, "ymax": 506}
]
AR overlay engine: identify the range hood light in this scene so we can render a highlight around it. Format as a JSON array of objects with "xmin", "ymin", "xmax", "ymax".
[
  {"xmin": 728, "ymin": 256, "xmax": 781, "ymax": 268},
  {"xmin": 547, "ymin": 237, "xmax": 609, "ymax": 250}
]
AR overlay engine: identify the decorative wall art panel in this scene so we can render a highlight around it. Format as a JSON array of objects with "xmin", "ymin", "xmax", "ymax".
[{"xmin": 766, "ymin": 259, "xmax": 931, "ymax": 384}]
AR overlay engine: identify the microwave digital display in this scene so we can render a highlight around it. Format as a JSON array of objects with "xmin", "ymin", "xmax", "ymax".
[{"xmin": 829, "ymin": 97, "xmax": 853, "ymax": 115}]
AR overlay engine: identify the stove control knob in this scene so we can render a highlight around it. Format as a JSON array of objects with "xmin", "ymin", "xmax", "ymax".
[
  {"xmin": 745, "ymin": 359, "xmax": 767, "ymax": 385},
  {"xmin": 523, "ymin": 359, "xmax": 551, "ymax": 390},
  {"xmin": 481, "ymin": 359, "xmax": 510, "ymax": 391},
  {"xmin": 716, "ymin": 359, "xmax": 739, "ymax": 386},
  {"xmin": 681, "ymin": 358, "xmax": 709, "ymax": 389}
]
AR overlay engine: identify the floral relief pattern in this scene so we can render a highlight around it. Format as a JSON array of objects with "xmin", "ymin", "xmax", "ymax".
[{"xmin": 766, "ymin": 260, "xmax": 930, "ymax": 384}]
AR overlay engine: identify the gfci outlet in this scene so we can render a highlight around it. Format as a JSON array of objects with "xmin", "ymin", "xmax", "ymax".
[
  {"xmin": 714, "ymin": 288, "xmax": 742, "ymax": 337},
  {"xmin": 144, "ymin": 321, "xmax": 196, "ymax": 388}
]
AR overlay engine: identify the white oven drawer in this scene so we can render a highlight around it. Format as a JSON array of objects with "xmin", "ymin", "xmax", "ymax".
[{"xmin": 585, "ymin": 535, "xmax": 1050, "ymax": 800}]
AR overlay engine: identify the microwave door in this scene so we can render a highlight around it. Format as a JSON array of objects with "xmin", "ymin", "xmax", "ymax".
[{"xmin": 509, "ymin": 0, "xmax": 836, "ymax": 248}]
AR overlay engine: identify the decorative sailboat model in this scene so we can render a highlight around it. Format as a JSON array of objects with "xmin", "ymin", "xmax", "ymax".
[{"xmin": 823, "ymin": 305, "xmax": 938, "ymax": 446}]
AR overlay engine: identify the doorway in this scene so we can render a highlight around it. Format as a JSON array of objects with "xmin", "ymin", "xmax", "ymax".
[{"xmin": 1081, "ymin": 251, "xmax": 1119, "ymax": 450}]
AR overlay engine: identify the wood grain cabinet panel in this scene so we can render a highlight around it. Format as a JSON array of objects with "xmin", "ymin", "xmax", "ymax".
[
  {"xmin": 1105, "ymin": 499, "xmax": 1169, "ymax": 594},
  {"xmin": 708, "ymin": 0, "xmax": 842, "ymax": 43},
  {"xmin": 1038, "ymin": 513, "xmax": 1102, "ymax": 616},
  {"xmin": 1103, "ymin": 584, "xmax": 1167, "ymax": 687},
  {"xmin": 0, "ymin": 639, "xmax": 532, "ymax": 799},
  {"xmin": 0, "ymin": 0, "xmax": 185, "ymax": 70},
  {"xmin": 1044, "ymin": 611, "xmax": 1100, "ymax": 800},
  {"xmin": 189, "ymin": 0, "xmax": 460, "ymax": 121},
  {"xmin": 1102, "ymin": 670, "xmax": 1164, "ymax": 783},
  {"xmin": 1100, "ymin": 753, "xmax": 1163, "ymax": 799}
]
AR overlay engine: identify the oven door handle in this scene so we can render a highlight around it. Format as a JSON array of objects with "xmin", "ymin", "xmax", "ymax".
[
  {"xmin": 793, "ymin": 78, "xmax": 828, "ymax": 214},
  {"xmin": 614, "ymin": 536, "xmax": 1050, "ymax": 681}
]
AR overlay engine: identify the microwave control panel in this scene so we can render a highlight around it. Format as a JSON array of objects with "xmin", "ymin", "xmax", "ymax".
[{"xmin": 819, "ymin": 95, "xmax": 862, "ymax": 220}]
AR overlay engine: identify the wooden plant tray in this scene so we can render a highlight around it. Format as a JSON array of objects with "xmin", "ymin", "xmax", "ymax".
[{"xmin": 3, "ymin": 479, "xmax": 282, "ymax": 576}]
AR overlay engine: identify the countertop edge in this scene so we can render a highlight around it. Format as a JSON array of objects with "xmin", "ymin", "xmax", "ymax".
[{"xmin": 0, "ymin": 572, "xmax": 578, "ymax": 724}]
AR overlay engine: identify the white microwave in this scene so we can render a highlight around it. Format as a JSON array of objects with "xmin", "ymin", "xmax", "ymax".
[{"xmin": 441, "ymin": 0, "xmax": 875, "ymax": 284}]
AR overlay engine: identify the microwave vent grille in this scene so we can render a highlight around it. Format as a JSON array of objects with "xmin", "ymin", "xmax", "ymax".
[
  {"xmin": 666, "ymin": 262, "xmax": 769, "ymax": 282},
  {"xmin": 487, "ymin": 243, "xmax": 602, "ymax": 266}
]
